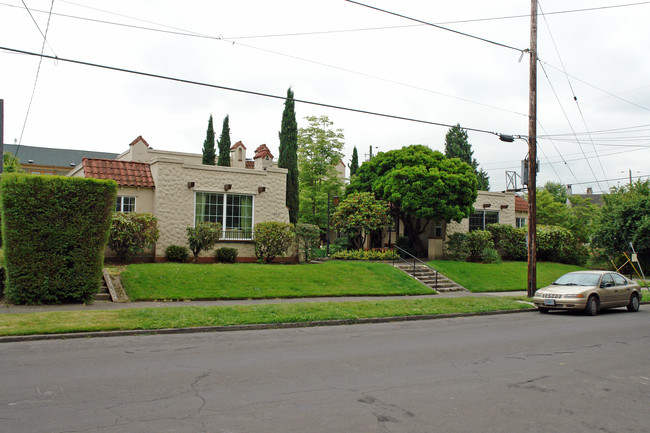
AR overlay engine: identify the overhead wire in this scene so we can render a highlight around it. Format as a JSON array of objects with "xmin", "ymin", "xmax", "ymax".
[
  {"xmin": 14, "ymin": 0, "xmax": 56, "ymax": 162},
  {"xmin": 539, "ymin": 1, "xmax": 609, "ymax": 189},
  {"xmin": 0, "ymin": 46, "xmax": 508, "ymax": 138}
]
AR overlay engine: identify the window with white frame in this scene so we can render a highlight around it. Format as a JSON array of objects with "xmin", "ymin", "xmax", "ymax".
[
  {"xmin": 469, "ymin": 210, "xmax": 499, "ymax": 231},
  {"xmin": 115, "ymin": 196, "xmax": 136, "ymax": 212},
  {"xmin": 195, "ymin": 192, "xmax": 254, "ymax": 240},
  {"xmin": 516, "ymin": 217, "xmax": 526, "ymax": 228}
]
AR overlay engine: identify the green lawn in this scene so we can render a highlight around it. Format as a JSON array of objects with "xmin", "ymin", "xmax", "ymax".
[
  {"xmin": 0, "ymin": 297, "xmax": 532, "ymax": 337},
  {"xmin": 427, "ymin": 260, "xmax": 586, "ymax": 292},
  {"xmin": 121, "ymin": 261, "xmax": 434, "ymax": 301}
]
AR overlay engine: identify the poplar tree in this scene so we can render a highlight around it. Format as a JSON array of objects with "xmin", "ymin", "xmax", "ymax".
[
  {"xmin": 278, "ymin": 88, "xmax": 299, "ymax": 224},
  {"xmin": 348, "ymin": 146, "xmax": 359, "ymax": 177},
  {"xmin": 217, "ymin": 115, "xmax": 231, "ymax": 166},
  {"xmin": 202, "ymin": 115, "xmax": 216, "ymax": 165}
]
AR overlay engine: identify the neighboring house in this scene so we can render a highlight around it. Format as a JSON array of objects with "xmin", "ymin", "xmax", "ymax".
[
  {"xmin": 69, "ymin": 136, "xmax": 291, "ymax": 262},
  {"xmin": 566, "ymin": 185, "xmax": 605, "ymax": 207},
  {"xmin": 3, "ymin": 143, "xmax": 118, "ymax": 175},
  {"xmin": 370, "ymin": 191, "xmax": 528, "ymax": 260}
]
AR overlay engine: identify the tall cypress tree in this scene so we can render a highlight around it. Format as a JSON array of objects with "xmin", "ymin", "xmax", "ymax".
[
  {"xmin": 348, "ymin": 146, "xmax": 359, "ymax": 177},
  {"xmin": 444, "ymin": 124, "xmax": 490, "ymax": 190},
  {"xmin": 217, "ymin": 115, "xmax": 231, "ymax": 167},
  {"xmin": 202, "ymin": 115, "xmax": 216, "ymax": 165},
  {"xmin": 278, "ymin": 87, "xmax": 299, "ymax": 224}
]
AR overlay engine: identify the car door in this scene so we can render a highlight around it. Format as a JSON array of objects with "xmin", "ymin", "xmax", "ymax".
[
  {"xmin": 611, "ymin": 273, "xmax": 632, "ymax": 305},
  {"xmin": 599, "ymin": 273, "xmax": 617, "ymax": 307}
]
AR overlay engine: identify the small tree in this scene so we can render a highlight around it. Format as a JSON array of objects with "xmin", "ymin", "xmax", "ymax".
[
  {"xmin": 217, "ymin": 115, "xmax": 231, "ymax": 167},
  {"xmin": 187, "ymin": 222, "xmax": 222, "ymax": 263},
  {"xmin": 108, "ymin": 213, "xmax": 160, "ymax": 262},
  {"xmin": 331, "ymin": 192, "xmax": 392, "ymax": 250},
  {"xmin": 253, "ymin": 221, "xmax": 295, "ymax": 263},
  {"xmin": 295, "ymin": 223, "xmax": 320, "ymax": 262},
  {"xmin": 202, "ymin": 115, "xmax": 216, "ymax": 165},
  {"xmin": 3, "ymin": 152, "xmax": 22, "ymax": 173}
]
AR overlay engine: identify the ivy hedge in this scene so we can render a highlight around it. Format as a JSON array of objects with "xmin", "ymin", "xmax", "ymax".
[{"xmin": 1, "ymin": 174, "xmax": 117, "ymax": 304}]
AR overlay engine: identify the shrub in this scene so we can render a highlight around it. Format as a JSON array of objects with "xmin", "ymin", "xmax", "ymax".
[
  {"xmin": 295, "ymin": 223, "xmax": 321, "ymax": 261},
  {"xmin": 165, "ymin": 244, "xmax": 189, "ymax": 263},
  {"xmin": 445, "ymin": 233, "xmax": 468, "ymax": 260},
  {"xmin": 330, "ymin": 235, "xmax": 353, "ymax": 254},
  {"xmin": 537, "ymin": 225, "xmax": 587, "ymax": 265},
  {"xmin": 253, "ymin": 221, "xmax": 295, "ymax": 264},
  {"xmin": 480, "ymin": 247, "xmax": 502, "ymax": 264},
  {"xmin": 487, "ymin": 224, "xmax": 526, "ymax": 261},
  {"xmin": 1, "ymin": 174, "xmax": 116, "ymax": 304},
  {"xmin": 215, "ymin": 247, "xmax": 238, "ymax": 263},
  {"xmin": 108, "ymin": 212, "xmax": 160, "ymax": 262},
  {"xmin": 187, "ymin": 222, "xmax": 222, "ymax": 263},
  {"xmin": 330, "ymin": 248, "xmax": 398, "ymax": 260},
  {"xmin": 465, "ymin": 230, "xmax": 494, "ymax": 262},
  {"xmin": 395, "ymin": 236, "xmax": 416, "ymax": 258}
]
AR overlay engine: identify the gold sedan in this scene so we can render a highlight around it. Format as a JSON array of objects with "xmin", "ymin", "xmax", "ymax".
[{"xmin": 532, "ymin": 271, "xmax": 641, "ymax": 316}]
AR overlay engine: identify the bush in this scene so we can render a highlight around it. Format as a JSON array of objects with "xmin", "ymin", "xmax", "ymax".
[
  {"xmin": 330, "ymin": 249, "xmax": 399, "ymax": 260},
  {"xmin": 1, "ymin": 174, "xmax": 116, "ymax": 304},
  {"xmin": 487, "ymin": 224, "xmax": 526, "ymax": 261},
  {"xmin": 295, "ymin": 223, "xmax": 320, "ymax": 261},
  {"xmin": 253, "ymin": 221, "xmax": 295, "ymax": 264},
  {"xmin": 445, "ymin": 233, "xmax": 468, "ymax": 260},
  {"xmin": 480, "ymin": 247, "xmax": 502, "ymax": 264},
  {"xmin": 187, "ymin": 222, "xmax": 222, "ymax": 263},
  {"xmin": 330, "ymin": 235, "xmax": 353, "ymax": 254},
  {"xmin": 465, "ymin": 230, "xmax": 494, "ymax": 262},
  {"xmin": 395, "ymin": 236, "xmax": 416, "ymax": 258},
  {"xmin": 108, "ymin": 212, "xmax": 160, "ymax": 262},
  {"xmin": 165, "ymin": 245, "xmax": 189, "ymax": 263},
  {"xmin": 215, "ymin": 247, "xmax": 238, "ymax": 263},
  {"xmin": 537, "ymin": 225, "xmax": 587, "ymax": 265}
]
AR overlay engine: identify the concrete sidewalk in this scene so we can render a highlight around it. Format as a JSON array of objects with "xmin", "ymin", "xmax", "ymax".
[{"xmin": 0, "ymin": 291, "xmax": 529, "ymax": 314}]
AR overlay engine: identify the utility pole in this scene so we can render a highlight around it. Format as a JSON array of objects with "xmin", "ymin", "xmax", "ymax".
[
  {"xmin": 527, "ymin": 0, "xmax": 538, "ymax": 298},
  {"xmin": 0, "ymin": 99, "xmax": 4, "ymax": 175}
]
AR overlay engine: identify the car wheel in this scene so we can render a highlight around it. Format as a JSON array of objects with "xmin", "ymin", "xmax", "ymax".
[
  {"xmin": 585, "ymin": 295, "xmax": 599, "ymax": 316},
  {"xmin": 538, "ymin": 307, "xmax": 550, "ymax": 314},
  {"xmin": 627, "ymin": 294, "xmax": 640, "ymax": 312}
]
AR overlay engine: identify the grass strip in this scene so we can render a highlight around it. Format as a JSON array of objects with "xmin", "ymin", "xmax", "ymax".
[
  {"xmin": 0, "ymin": 297, "xmax": 533, "ymax": 336},
  {"xmin": 427, "ymin": 260, "xmax": 586, "ymax": 292},
  {"xmin": 121, "ymin": 261, "xmax": 433, "ymax": 301}
]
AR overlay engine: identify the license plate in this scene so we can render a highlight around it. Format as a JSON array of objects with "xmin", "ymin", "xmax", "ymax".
[{"xmin": 544, "ymin": 299, "xmax": 556, "ymax": 306}]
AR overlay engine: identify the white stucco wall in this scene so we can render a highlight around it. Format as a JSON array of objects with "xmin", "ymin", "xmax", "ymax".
[{"xmin": 151, "ymin": 157, "xmax": 289, "ymax": 259}]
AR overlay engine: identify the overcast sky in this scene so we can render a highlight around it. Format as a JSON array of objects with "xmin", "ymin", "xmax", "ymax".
[{"xmin": 1, "ymin": 0, "xmax": 649, "ymax": 193}]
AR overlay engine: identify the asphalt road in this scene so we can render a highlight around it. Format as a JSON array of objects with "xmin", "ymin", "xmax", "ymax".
[{"xmin": 1, "ymin": 308, "xmax": 648, "ymax": 433}]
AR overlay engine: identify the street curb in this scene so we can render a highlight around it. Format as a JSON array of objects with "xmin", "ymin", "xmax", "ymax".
[{"xmin": 0, "ymin": 308, "xmax": 535, "ymax": 343}]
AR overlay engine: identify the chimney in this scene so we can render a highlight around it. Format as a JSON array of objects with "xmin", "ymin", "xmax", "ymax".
[{"xmin": 586, "ymin": 187, "xmax": 593, "ymax": 195}]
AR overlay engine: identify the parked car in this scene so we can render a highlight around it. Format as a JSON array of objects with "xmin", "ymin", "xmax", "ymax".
[{"xmin": 532, "ymin": 270, "xmax": 641, "ymax": 315}]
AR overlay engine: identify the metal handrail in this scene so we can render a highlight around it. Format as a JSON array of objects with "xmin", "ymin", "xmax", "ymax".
[{"xmin": 391, "ymin": 245, "xmax": 438, "ymax": 290}]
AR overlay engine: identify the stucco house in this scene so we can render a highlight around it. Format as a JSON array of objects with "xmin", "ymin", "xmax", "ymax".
[
  {"xmin": 69, "ymin": 136, "xmax": 291, "ymax": 262},
  {"xmin": 371, "ymin": 191, "xmax": 528, "ymax": 259}
]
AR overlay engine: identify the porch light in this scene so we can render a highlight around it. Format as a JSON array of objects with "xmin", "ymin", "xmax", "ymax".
[
  {"xmin": 483, "ymin": 203, "xmax": 491, "ymax": 208},
  {"xmin": 224, "ymin": 184, "xmax": 232, "ymax": 191},
  {"xmin": 187, "ymin": 181, "xmax": 195, "ymax": 189},
  {"xmin": 258, "ymin": 186, "xmax": 266, "ymax": 193}
]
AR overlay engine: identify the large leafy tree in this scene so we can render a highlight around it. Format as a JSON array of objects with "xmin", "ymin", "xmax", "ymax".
[
  {"xmin": 217, "ymin": 115, "xmax": 231, "ymax": 167},
  {"xmin": 278, "ymin": 88, "xmax": 299, "ymax": 224},
  {"xmin": 444, "ymin": 124, "xmax": 490, "ymax": 190},
  {"xmin": 297, "ymin": 115, "xmax": 345, "ymax": 233},
  {"xmin": 348, "ymin": 146, "xmax": 359, "ymax": 177},
  {"xmin": 593, "ymin": 180, "xmax": 650, "ymax": 267},
  {"xmin": 331, "ymin": 192, "xmax": 391, "ymax": 249},
  {"xmin": 536, "ymin": 185, "xmax": 600, "ymax": 243},
  {"xmin": 542, "ymin": 181, "xmax": 568, "ymax": 203},
  {"xmin": 201, "ymin": 115, "xmax": 216, "ymax": 165},
  {"xmin": 348, "ymin": 144, "xmax": 478, "ymax": 256}
]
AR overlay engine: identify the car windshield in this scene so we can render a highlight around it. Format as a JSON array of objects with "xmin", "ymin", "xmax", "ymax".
[{"xmin": 553, "ymin": 273, "xmax": 600, "ymax": 287}]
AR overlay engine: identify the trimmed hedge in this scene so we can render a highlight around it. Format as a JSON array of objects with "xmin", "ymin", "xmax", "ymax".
[
  {"xmin": 165, "ymin": 244, "xmax": 190, "ymax": 263},
  {"xmin": 215, "ymin": 247, "xmax": 238, "ymax": 263},
  {"xmin": 1, "ymin": 174, "xmax": 117, "ymax": 304},
  {"xmin": 331, "ymin": 249, "xmax": 398, "ymax": 260}
]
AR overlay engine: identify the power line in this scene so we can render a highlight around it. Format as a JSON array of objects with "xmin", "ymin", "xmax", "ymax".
[
  {"xmin": 345, "ymin": 0, "xmax": 526, "ymax": 53},
  {"xmin": 0, "ymin": 46, "xmax": 506, "ymax": 138}
]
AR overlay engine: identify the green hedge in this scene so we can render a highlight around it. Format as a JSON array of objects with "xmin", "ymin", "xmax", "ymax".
[
  {"xmin": 1, "ymin": 174, "xmax": 117, "ymax": 304},
  {"xmin": 331, "ymin": 249, "xmax": 398, "ymax": 260}
]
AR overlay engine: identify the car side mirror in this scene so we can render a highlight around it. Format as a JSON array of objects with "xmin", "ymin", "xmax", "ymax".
[{"xmin": 601, "ymin": 282, "xmax": 613, "ymax": 288}]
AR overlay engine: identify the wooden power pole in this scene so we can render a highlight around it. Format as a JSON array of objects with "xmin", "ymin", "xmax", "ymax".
[{"xmin": 527, "ymin": 0, "xmax": 538, "ymax": 297}]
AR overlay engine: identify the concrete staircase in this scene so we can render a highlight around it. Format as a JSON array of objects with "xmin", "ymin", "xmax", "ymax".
[
  {"xmin": 394, "ymin": 263, "xmax": 468, "ymax": 293},
  {"xmin": 94, "ymin": 275, "xmax": 112, "ymax": 302}
]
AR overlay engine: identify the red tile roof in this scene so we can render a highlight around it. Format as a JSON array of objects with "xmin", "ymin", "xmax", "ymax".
[
  {"xmin": 128, "ymin": 135, "xmax": 151, "ymax": 148},
  {"xmin": 81, "ymin": 158, "xmax": 155, "ymax": 188},
  {"xmin": 515, "ymin": 195, "xmax": 528, "ymax": 213},
  {"xmin": 245, "ymin": 160, "xmax": 255, "ymax": 169},
  {"xmin": 253, "ymin": 144, "xmax": 274, "ymax": 159},
  {"xmin": 230, "ymin": 141, "xmax": 246, "ymax": 150}
]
